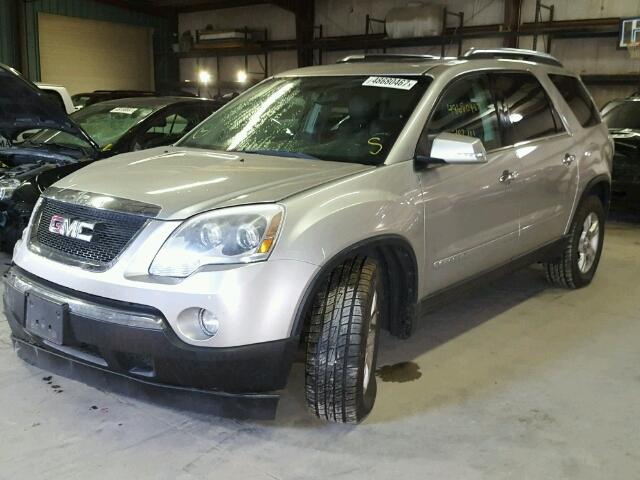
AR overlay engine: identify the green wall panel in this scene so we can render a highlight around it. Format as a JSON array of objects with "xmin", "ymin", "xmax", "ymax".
[{"xmin": 0, "ymin": 0, "xmax": 19, "ymax": 68}]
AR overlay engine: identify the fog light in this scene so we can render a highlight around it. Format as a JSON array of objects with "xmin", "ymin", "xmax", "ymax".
[
  {"xmin": 198, "ymin": 309, "xmax": 219, "ymax": 337},
  {"xmin": 177, "ymin": 307, "xmax": 220, "ymax": 341}
]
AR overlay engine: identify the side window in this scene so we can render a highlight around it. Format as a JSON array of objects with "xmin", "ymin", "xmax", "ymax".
[
  {"xmin": 135, "ymin": 106, "xmax": 210, "ymax": 150},
  {"xmin": 174, "ymin": 105, "xmax": 213, "ymax": 134},
  {"xmin": 426, "ymin": 74, "xmax": 501, "ymax": 151},
  {"xmin": 146, "ymin": 113, "xmax": 189, "ymax": 136},
  {"xmin": 492, "ymin": 72, "xmax": 563, "ymax": 145},
  {"xmin": 549, "ymin": 74, "xmax": 601, "ymax": 128}
]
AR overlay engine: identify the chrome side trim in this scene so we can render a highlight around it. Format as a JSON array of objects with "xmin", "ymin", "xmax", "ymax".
[
  {"xmin": 6, "ymin": 270, "xmax": 164, "ymax": 331},
  {"xmin": 487, "ymin": 132, "xmax": 572, "ymax": 155},
  {"xmin": 43, "ymin": 186, "xmax": 161, "ymax": 218}
]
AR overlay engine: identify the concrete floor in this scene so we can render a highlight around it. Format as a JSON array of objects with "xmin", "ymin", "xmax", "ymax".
[{"xmin": 0, "ymin": 222, "xmax": 639, "ymax": 480}]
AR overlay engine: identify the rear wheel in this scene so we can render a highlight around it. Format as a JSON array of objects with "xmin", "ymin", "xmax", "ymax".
[
  {"xmin": 304, "ymin": 257, "xmax": 381, "ymax": 424},
  {"xmin": 544, "ymin": 196, "xmax": 605, "ymax": 289}
]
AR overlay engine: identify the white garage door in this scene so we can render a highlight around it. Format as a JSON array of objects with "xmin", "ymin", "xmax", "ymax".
[{"xmin": 38, "ymin": 13, "xmax": 154, "ymax": 95}]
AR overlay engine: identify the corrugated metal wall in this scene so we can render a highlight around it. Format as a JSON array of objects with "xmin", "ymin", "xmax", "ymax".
[
  {"xmin": 0, "ymin": 0, "xmax": 19, "ymax": 68},
  {"xmin": 16, "ymin": 0, "xmax": 176, "ymax": 85}
]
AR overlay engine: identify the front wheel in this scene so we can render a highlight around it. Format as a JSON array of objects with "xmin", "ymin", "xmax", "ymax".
[
  {"xmin": 304, "ymin": 257, "xmax": 382, "ymax": 424},
  {"xmin": 544, "ymin": 195, "xmax": 605, "ymax": 289}
]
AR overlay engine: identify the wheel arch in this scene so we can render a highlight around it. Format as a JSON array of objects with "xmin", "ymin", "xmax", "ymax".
[
  {"xmin": 582, "ymin": 174, "xmax": 611, "ymax": 212},
  {"xmin": 291, "ymin": 234, "xmax": 419, "ymax": 340},
  {"xmin": 569, "ymin": 174, "xmax": 611, "ymax": 230}
]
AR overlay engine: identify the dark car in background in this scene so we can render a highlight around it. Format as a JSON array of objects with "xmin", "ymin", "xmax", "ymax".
[
  {"xmin": 0, "ymin": 65, "xmax": 223, "ymax": 250},
  {"xmin": 72, "ymin": 90, "xmax": 156, "ymax": 110},
  {"xmin": 601, "ymin": 97, "xmax": 640, "ymax": 211},
  {"xmin": 72, "ymin": 89, "xmax": 198, "ymax": 110}
]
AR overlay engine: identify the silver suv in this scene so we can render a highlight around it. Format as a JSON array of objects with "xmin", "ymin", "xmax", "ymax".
[{"xmin": 5, "ymin": 49, "xmax": 613, "ymax": 424}]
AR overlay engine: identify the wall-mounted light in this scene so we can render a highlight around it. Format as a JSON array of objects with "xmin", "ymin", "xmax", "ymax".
[
  {"xmin": 198, "ymin": 70, "xmax": 212, "ymax": 85},
  {"xmin": 237, "ymin": 70, "xmax": 248, "ymax": 83}
]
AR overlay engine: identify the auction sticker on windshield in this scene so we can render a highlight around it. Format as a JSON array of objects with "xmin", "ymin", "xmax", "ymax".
[
  {"xmin": 110, "ymin": 107, "xmax": 138, "ymax": 115},
  {"xmin": 362, "ymin": 76, "xmax": 418, "ymax": 90}
]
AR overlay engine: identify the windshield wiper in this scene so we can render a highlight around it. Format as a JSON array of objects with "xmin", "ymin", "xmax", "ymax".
[{"xmin": 238, "ymin": 149, "xmax": 319, "ymax": 160}]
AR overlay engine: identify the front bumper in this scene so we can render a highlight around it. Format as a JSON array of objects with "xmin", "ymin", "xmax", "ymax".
[
  {"xmin": 14, "ymin": 217, "xmax": 319, "ymax": 348},
  {"xmin": 4, "ymin": 267, "xmax": 298, "ymax": 394}
]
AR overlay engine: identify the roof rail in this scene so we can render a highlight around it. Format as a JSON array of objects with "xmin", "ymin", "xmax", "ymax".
[
  {"xmin": 337, "ymin": 53, "xmax": 441, "ymax": 64},
  {"xmin": 461, "ymin": 48, "xmax": 563, "ymax": 67}
]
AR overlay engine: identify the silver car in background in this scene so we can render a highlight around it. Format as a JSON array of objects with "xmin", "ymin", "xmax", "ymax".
[{"xmin": 5, "ymin": 49, "xmax": 612, "ymax": 423}]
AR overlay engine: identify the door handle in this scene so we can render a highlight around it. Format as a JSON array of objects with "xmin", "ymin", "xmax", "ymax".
[
  {"xmin": 499, "ymin": 169, "xmax": 519, "ymax": 184},
  {"xmin": 563, "ymin": 153, "xmax": 575, "ymax": 166}
]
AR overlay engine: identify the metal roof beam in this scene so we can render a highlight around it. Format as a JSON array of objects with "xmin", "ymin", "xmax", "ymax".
[
  {"xmin": 151, "ymin": 0, "xmax": 296, "ymax": 13},
  {"xmin": 92, "ymin": 0, "xmax": 171, "ymax": 16}
]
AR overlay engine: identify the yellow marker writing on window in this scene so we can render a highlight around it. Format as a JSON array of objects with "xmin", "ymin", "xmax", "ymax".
[{"xmin": 368, "ymin": 137, "xmax": 383, "ymax": 155}]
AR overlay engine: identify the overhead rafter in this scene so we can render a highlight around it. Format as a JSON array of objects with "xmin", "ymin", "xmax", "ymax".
[
  {"xmin": 150, "ymin": 0, "xmax": 297, "ymax": 13},
  {"xmin": 92, "ymin": 0, "xmax": 172, "ymax": 16},
  {"xmin": 177, "ymin": 17, "xmax": 621, "ymax": 60}
]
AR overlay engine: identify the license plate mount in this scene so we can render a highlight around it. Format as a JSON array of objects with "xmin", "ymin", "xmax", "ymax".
[{"xmin": 25, "ymin": 293, "xmax": 68, "ymax": 345}]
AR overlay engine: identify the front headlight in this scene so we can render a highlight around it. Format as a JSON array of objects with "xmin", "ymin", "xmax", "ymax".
[
  {"xmin": 0, "ymin": 178, "xmax": 22, "ymax": 200},
  {"xmin": 149, "ymin": 204, "xmax": 284, "ymax": 278}
]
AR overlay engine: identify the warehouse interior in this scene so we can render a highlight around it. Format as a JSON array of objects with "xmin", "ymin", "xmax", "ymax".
[
  {"xmin": 0, "ymin": 0, "xmax": 639, "ymax": 478},
  {"xmin": 2, "ymin": 0, "xmax": 640, "ymax": 106}
]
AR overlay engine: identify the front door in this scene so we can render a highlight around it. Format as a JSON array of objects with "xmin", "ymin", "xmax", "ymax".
[{"xmin": 417, "ymin": 73, "xmax": 520, "ymax": 294}]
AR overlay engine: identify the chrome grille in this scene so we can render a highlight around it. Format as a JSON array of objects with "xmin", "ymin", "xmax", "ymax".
[{"xmin": 31, "ymin": 198, "xmax": 147, "ymax": 267}]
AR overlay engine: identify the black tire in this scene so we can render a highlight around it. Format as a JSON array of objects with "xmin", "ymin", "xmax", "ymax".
[
  {"xmin": 544, "ymin": 195, "xmax": 605, "ymax": 289},
  {"xmin": 305, "ymin": 256, "xmax": 382, "ymax": 424}
]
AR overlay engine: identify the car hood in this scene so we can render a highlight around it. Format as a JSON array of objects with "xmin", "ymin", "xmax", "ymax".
[
  {"xmin": 0, "ymin": 63, "xmax": 96, "ymax": 149},
  {"xmin": 51, "ymin": 147, "xmax": 374, "ymax": 220}
]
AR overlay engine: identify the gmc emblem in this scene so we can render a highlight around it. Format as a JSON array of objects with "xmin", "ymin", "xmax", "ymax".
[{"xmin": 49, "ymin": 215, "xmax": 96, "ymax": 242}]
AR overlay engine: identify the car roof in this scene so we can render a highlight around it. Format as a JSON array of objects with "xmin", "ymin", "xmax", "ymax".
[
  {"xmin": 276, "ymin": 60, "xmax": 445, "ymax": 77},
  {"xmin": 275, "ymin": 58, "xmax": 570, "ymax": 78},
  {"xmin": 84, "ymin": 96, "xmax": 217, "ymax": 108},
  {"xmin": 276, "ymin": 49, "xmax": 568, "ymax": 78},
  {"xmin": 73, "ymin": 91, "xmax": 153, "ymax": 97}
]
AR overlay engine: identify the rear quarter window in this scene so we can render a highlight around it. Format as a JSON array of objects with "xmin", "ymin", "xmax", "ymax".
[
  {"xmin": 491, "ymin": 72, "xmax": 564, "ymax": 145},
  {"xmin": 549, "ymin": 74, "xmax": 601, "ymax": 128}
]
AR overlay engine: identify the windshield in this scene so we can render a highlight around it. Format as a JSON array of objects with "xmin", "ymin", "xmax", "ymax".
[
  {"xmin": 602, "ymin": 101, "xmax": 640, "ymax": 130},
  {"xmin": 179, "ymin": 75, "xmax": 430, "ymax": 165},
  {"xmin": 28, "ymin": 102, "xmax": 158, "ymax": 150}
]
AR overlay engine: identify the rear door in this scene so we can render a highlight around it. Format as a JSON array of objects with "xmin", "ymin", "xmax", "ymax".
[
  {"xmin": 491, "ymin": 71, "xmax": 578, "ymax": 253},
  {"xmin": 418, "ymin": 73, "xmax": 521, "ymax": 293}
]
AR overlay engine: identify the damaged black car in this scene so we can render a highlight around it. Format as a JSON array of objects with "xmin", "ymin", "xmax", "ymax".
[
  {"xmin": 601, "ymin": 97, "xmax": 640, "ymax": 212},
  {"xmin": 0, "ymin": 63, "xmax": 222, "ymax": 250}
]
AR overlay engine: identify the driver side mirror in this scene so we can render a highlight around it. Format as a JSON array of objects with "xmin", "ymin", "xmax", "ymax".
[{"xmin": 416, "ymin": 132, "xmax": 488, "ymax": 166}]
